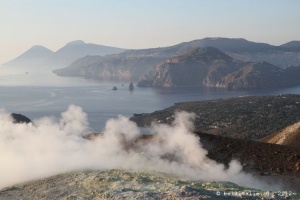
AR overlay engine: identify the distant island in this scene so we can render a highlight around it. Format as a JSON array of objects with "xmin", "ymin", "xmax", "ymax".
[
  {"xmin": 52, "ymin": 37, "xmax": 300, "ymax": 90},
  {"xmin": 3, "ymin": 40, "xmax": 125, "ymax": 68},
  {"xmin": 5, "ymin": 37, "xmax": 300, "ymax": 90}
]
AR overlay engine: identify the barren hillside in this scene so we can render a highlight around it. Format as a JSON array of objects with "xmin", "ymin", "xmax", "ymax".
[{"xmin": 260, "ymin": 121, "xmax": 300, "ymax": 147}]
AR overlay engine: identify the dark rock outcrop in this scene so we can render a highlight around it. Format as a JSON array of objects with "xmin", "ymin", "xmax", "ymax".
[
  {"xmin": 112, "ymin": 86, "xmax": 117, "ymax": 90},
  {"xmin": 11, "ymin": 113, "xmax": 32, "ymax": 124}
]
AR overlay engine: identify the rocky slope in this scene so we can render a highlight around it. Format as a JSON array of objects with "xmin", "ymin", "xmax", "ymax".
[
  {"xmin": 214, "ymin": 62, "xmax": 288, "ymax": 90},
  {"xmin": 137, "ymin": 47, "xmax": 242, "ymax": 87},
  {"xmin": 137, "ymin": 47, "xmax": 300, "ymax": 89},
  {"xmin": 280, "ymin": 41, "xmax": 300, "ymax": 52},
  {"xmin": 260, "ymin": 121, "xmax": 300, "ymax": 148},
  {"xmin": 189, "ymin": 38, "xmax": 300, "ymax": 66},
  {"xmin": 204, "ymin": 38, "xmax": 300, "ymax": 67}
]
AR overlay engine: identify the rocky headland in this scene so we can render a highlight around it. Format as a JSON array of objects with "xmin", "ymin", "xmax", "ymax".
[{"xmin": 137, "ymin": 47, "xmax": 300, "ymax": 89}]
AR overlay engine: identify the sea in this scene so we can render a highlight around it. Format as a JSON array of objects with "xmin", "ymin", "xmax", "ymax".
[{"xmin": 1, "ymin": 65, "xmax": 300, "ymax": 132}]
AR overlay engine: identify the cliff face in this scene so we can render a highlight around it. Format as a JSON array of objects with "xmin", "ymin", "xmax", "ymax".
[
  {"xmin": 137, "ymin": 47, "xmax": 300, "ymax": 90},
  {"xmin": 53, "ymin": 43, "xmax": 196, "ymax": 80},
  {"xmin": 138, "ymin": 47, "xmax": 239, "ymax": 87},
  {"xmin": 204, "ymin": 63, "xmax": 300, "ymax": 90},
  {"xmin": 203, "ymin": 62, "xmax": 282, "ymax": 89},
  {"xmin": 54, "ymin": 54, "xmax": 165, "ymax": 80}
]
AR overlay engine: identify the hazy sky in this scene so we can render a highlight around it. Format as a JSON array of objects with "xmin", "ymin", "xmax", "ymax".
[{"xmin": 1, "ymin": 0, "xmax": 300, "ymax": 64}]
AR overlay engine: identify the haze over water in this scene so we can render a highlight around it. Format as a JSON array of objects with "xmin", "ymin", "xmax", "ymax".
[{"xmin": 1, "ymin": 65, "xmax": 300, "ymax": 132}]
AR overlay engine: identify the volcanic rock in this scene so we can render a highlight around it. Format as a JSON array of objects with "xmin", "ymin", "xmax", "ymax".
[{"xmin": 11, "ymin": 113, "xmax": 32, "ymax": 124}]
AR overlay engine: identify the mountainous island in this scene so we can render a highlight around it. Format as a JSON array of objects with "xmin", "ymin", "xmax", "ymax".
[
  {"xmin": 52, "ymin": 37, "xmax": 300, "ymax": 89},
  {"xmin": 3, "ymin": 40, "xmax": 125, "ymax": 68},
  {"xmin": 2, "ymin": 45, "xmax": 54, "ymax": 67},
  {"xmin": 4, "ymin": 37, "xmax": 300, "ymax": 90}
]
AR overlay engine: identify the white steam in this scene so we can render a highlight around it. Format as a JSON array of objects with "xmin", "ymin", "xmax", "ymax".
[{"xmin": 0, "ymin": 105, "xmax": 278, "ymax": 190}]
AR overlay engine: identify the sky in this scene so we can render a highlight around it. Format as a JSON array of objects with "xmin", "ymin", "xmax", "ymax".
[{"xmin": 0, "ymin": 0, "xmax": 300, "ymax": 64}]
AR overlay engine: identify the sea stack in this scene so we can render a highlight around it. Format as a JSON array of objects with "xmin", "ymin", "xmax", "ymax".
[
  {"xmin": 112, "ymin": 86, "xmax": 117, "ymax": 90},
  {"xmin": 129, "ymin": 82, "xmax": 134, "ymax": 90}
]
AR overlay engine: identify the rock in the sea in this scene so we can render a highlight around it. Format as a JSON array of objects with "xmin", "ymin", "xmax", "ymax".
[
  {"xmin": 112, "ymin": 86, "xmax": 118, "ymax": 90},
  {"xmin": 129, "ymin": 82, "xmax": 134, "ymax": 90}
]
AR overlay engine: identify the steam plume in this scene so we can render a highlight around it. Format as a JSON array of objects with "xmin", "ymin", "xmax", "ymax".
[{"xmin": 0, "ymin": 105, "xmax": 279, "ymax": 190}]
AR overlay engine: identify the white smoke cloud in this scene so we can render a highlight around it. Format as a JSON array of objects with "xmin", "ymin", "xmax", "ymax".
[{"xmin": 0, "ymin": 105, "xmax": 279, "ymax": 191}]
